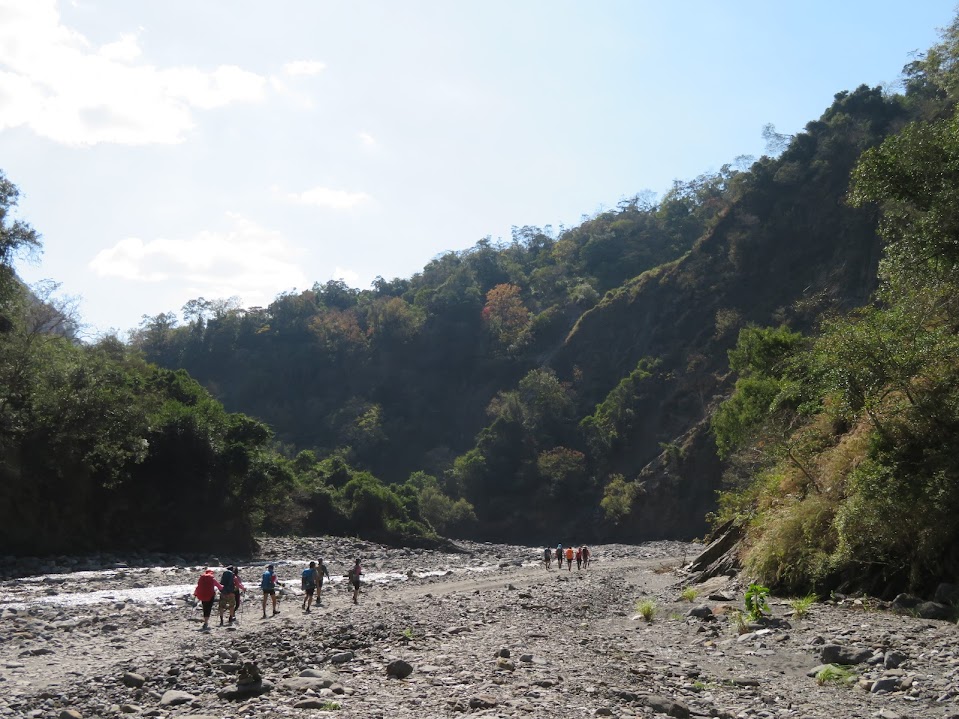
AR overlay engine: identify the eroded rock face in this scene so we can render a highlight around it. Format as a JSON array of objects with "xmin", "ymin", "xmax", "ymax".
[{"xmin": 2, "ymin": 537, "xmax": 958, "ymax": 719}]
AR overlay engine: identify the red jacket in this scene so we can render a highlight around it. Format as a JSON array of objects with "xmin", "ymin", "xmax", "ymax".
[{"xmin": 194, "ymin": 571, "xmax": 222, "ymax": 602}]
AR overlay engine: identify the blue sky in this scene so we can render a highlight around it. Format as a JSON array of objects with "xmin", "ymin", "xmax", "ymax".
[{"xmin": 0, "ymin": 1, "xmax": 953, "ymax": 337}]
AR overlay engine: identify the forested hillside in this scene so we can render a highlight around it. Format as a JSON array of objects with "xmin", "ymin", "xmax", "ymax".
[{"xmin": 133, "ymin": 80, "xmax": 909, "ymax": 545}]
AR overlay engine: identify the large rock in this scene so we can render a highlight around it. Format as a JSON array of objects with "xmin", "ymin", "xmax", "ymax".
[
  {"xmin": 386, "ymin": 659, "xmax": 413, "ymax": 679},
  {"xmin": 281, "ymin": 676, "xmax": 335, "ymax": 692},
  {"xmin": 820, "ymin": 644, "xmax": 873, "ymax": 665},
  {"xmin": 217, "ymin": 679, "xmax": 274, "ymax": 700},
  {"xmin": 687, "ymin": 520, "xmax": 742, "ymax": 581},
  {"xmin": 641, "ymin": 695, "xmax": 690, "ymax": 718},
  {"xmin": 159, "ymin": 690, "xmax": 195, "ymax": 706},
  {"xmin": 916, "ymin": 601, "xmax": 953, "ymax": 620}
]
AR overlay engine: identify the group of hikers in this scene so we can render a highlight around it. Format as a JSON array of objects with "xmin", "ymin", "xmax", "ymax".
[
  {"xmin": 193, "ymin": 558, "xmax": 363, "ymax": 630},
  {"xmin": 545, "ymin": 544, "xmax": 590, "ymax": 571}
]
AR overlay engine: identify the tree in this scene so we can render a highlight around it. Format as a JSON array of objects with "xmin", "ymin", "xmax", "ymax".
[
  {"xmin": 0, "ymin": 171, "xmax": 41, "ymax": 271},
  {"xmin": 481, "ymin": 283, "xmax": 530, "ymax": 350}
]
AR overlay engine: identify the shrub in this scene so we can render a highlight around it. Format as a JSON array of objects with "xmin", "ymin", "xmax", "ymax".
[{"xmin": 635, "ymin": 599, "xmax": 657, "ymax": 622}]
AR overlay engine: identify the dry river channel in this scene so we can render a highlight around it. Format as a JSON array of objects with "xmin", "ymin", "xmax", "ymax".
[{"xmin": 1, "ymin": 537, "xmax": 957, "ymax": 719}]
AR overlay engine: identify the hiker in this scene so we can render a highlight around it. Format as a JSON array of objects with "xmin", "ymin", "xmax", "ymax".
[
  {"xmin": 348, "ymin": 558, "xmax": 362, "ymax": 604},
  {"xmin": 301, "ymin": 561, "xmax": 318, "ymax": 613},
  {"xmin": 316, "ymin": 557, "xmax": 332, "ymax": 605},
  {"xmin": 233, "ymin": 567, "xmax": 247, "ymax": 613},
  {"xmin": 582, "ymin": 546, "xmax": 590, "ymax": 568},
  {"xmin": 543, "ymin": 547, "xmax": 551, "ymax": 570},
  {"xmin": 565, "ymin": 546, "xmax": 574, "ymax": 571},
  {"xmin": 261, "ymin": 564, "xmax": 281, "ymax": 618},
  {"xmin": 576, "ymin": 547, "xmax": 583, "ymax": 570},
  {"xmin": 218, "ymin": 565, "xmax": 238, "ymax": 625},
  {"xmin": 193, "ymin": 569, "xmax": 222, "ymax": 630},
  {"xmin": 556, "ymin": 544, "xmax": 563, "ymax": 568}
]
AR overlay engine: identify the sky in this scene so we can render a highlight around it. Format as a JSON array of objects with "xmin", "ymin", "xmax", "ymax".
[{"xmin": 0, "ymin": 1, "xmax": 954, "ymax": 338}]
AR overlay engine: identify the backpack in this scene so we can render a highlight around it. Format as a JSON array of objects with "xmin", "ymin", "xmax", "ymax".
[
  {"xmin": 261, "ymin": 570, "xmax": 274, "ymax": 590},
  {"xmin": 220, "ymin": 569, "xmax": 235, "ymax": 593},
  {"xmin": 301, "ymin": 568, "xmax": 313, "ymax": 590}
]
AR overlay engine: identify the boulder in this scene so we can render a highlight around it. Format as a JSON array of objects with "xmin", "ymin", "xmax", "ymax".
[{"xmin": 386, "ymin": 659, "xmax": 413, "ymax": 679}]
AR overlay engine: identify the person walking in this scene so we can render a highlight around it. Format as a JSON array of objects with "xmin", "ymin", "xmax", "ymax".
[
  {"xmin": 582, "ymin": 546, "xmax": 590, "ymax": 568},
  {"xmin": 218, "ymin": 565, "xmax": 238, "ymax": 626},
  {"xmin": 193, "ymin": 569, "xmax": 222, "ymax": 630},
  {"xmin": 301, "ymin": 561, "xmax": 318, "ymax": 613},
  {"xmin": 261, "ymin": 564, "xmax": 281, "ymax": 618},
  {"xmin": 543, "ymin": 547, "xmax": 551, "ymax": 570},
  {"xmin": 576, "ymin": 547, "xmax": 583, "ymax": 570},
  {"xmin": 565, "ymin": 546, "xmax": 574, "ymax": 571},
  {"xmin": 316, "ymin": 557, "xmax": 332, "ymax": 605},
  {"xmin": 348, "ymin": 558, "xmax": 362, "ymax": 604},
  {"xmin": 555, "ymin": 544, "xmax": 563, "ymax": 569}
]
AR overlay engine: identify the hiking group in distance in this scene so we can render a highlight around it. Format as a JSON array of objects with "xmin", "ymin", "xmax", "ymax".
[
  {"xmin": 192, "ymin": 557, "xmax": 363, "ymax": 630},
  {"xmin": 545, "ymin": 544, "xmax": 590, "ymax": 571}
]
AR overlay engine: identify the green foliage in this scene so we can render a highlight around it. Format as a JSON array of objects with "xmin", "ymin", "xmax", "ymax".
[
  {"xmin": 743, "ymin": 583, "xmax": 770, "ymax": 621},
  {"xmin": 600, "ymin": 474, "xmax": 636, "ymax": 523},
  {"xmin": 635, "ymin": 599, "xmax": 657, "ymax": 622},
  {"xmin": 815, "ymin": 664, "xmax": 857, "ymax": 687},
  {"xmin": 680, "ymin": 587, "xmax": 698, "ymax": 602},
  {"xmin": 789, "ymin": 593, "xmax": 817, "ymax": 619},
  {"xmin": 580, "ymin": 358, "xmax": 659, "ymax": 455}
]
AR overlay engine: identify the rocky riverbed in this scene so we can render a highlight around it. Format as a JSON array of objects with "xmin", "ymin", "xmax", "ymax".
[{"xmin": 1, "ymin": 537, "xmax": 957, "ymax": 719}]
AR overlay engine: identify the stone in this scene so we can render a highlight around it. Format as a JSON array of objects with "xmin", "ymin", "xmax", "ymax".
[
  {"xmin": 121, "ymin": 671, "xmax": 145, "ymax": 688},
  {"xmin": 871, "ymin": 677, "xmax": 901, "ymax": 693},
  {"xmin": 159, "ymin": 690, "xmax": 195, "ymax": 706},
  {"xmin": 891, "ymin": 593, "xmax": 922, "ymax": 611},
  {"xmin": 687, "ymin": 604, "xmax": 713, "ymax": 619},
  {"xmin": 497, "ymin": 647, "xmax": 511, "ymax": 658},
  {"xmin": 330, "ymin": 651, "xmax": 354, "ymax": 664},
  {"xmin": 58, "ymin": 712, "xmax": 82, "ymax": 719},
  {"xmin": 642, "ymin": 694, "xmax": 690, "ymax": 718},
  {"xmin": 282, "ymin": 677, "xmax": 335, "ymax": 692},
  {"xmin": 495, "ymin": 657, "xmax": 515, "ymax": 671},
  {"xmin": 294, "ymin": 698, "xmax": 336, "ymax": 709},
  {"xmin": 386, "ymin": 659, "xmax": 413, "ymax": 679},
  {"xmin": 884, "ymin": 650, "xmax": 907, "ymax": 669},
  {"xmin": 469, "ymin": 695, "xmax": 497, "ymax": 709},
  {"xmin": 819, "ymin": 644, "xmax": 873, "ymax": 665},
  {"xmin": 217, "ymin": 679, "xmax": 274, "ymax": 700},
  {"xmin": 916, "ymin": 601, "xmax": 953, "ymax": 620}
]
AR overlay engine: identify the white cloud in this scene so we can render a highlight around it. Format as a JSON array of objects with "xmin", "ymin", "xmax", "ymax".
[
  {"xmin": 283, "ymin": 60, "xmax": 326, "ymax": 76},
  {"xmin": 332, "ymin": 266, "xmax": 360, "ymax": 286},
  {"xmin": 88, "ymin": 213, "xmax": 308, "ymax": 307},
  {"xmin": 98, "ymin": 33, "xmax": 140, "ymax": 63},
  {"xmin": 287, "ymin": 186, "xmax": 372, "ymax": 210},
  {"xmin": 0, "ymin": 0, "xmax": 266, "ymax": 145},
  {"xmin": 358, "ymin": 131, "xmax": 377, "ymax": 147}
]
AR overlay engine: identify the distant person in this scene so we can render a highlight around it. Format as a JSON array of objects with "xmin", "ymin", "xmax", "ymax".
[
  {"xmin": 193, "ymin": 569, "xmax": 222, "ymax": 631},
  {"xmin": 556, "ymin": 544, "xmax": 563, "ymax": 568},
  {"xmin": 565, "ymin": 546, "xmax": 574, "ymax": 571},
  {"xmin": 348, "ymin": 558, "xmax": 362, "ymax": 604},
  {"xmin": 261, "ymin": 564, "xmax": 281, "ymax": 618},
  {"xmin": 576, "ymin": 547, "xmax": 583, "ymax": 570},
  {"xmin": 218, "ymin": 565, "xmax": 238, "ymax": 626},
  {"xmin": 301, "ymin": 561, "xmax": 318, "ymax": 613},
  {"xmin": 543, "ymin": 547, "xmax": 551, "ymax": 570},
  {"xmin": 582, "ymin": 546, "xmax": 590, "ymax": 568},
  {"xmin": 316, "ymin": 557, "xmax": 332, "ymax": 605}
]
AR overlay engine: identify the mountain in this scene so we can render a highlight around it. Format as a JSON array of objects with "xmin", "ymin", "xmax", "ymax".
[{"xmin": 132, "ymin": 83, "xmax": 904, "ymax": 545}]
